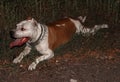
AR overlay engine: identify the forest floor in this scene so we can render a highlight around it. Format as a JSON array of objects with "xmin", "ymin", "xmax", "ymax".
[{"xmin": 0, "ymin": 24, "xmax": 120, "ymax": 82}]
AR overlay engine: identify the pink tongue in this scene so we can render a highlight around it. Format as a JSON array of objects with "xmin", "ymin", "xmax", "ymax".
[{"xmin": 10, "ymin": 37, "xmax": 29, "ymax": 48}]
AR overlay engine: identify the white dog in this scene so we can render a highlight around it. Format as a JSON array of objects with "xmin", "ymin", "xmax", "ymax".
[{"xmin": 10, "ymin": 16, "xmax": 108, "ymax": 70}]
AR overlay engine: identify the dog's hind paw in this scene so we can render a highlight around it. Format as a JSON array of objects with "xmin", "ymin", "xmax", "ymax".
[{"xmin": 28, "ymin": 62, "xmax": 37, "ymax": 70}]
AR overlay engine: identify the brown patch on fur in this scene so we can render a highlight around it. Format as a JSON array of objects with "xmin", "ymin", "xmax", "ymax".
[{"xmin": 47, "ymin": 18, "xmax": 76, "ymax": 50}]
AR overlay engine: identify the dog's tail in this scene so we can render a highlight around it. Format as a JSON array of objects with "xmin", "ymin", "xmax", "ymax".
[{"xmin": 77, "ymin": 16, "xmax": 87, "ymax": 23}]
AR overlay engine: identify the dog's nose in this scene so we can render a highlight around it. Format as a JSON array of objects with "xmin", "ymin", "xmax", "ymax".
[{"xmin": 9, "ymin": 31, "xmax": 15, "ymax": 38}]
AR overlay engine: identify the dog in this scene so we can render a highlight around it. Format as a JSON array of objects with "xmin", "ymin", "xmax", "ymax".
[{"xmin": 10, "ymin": 16, "xmax": 108, "ymax": 70}]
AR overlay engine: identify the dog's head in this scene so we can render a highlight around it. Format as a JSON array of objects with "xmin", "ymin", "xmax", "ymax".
[
  {"xmin": 10, "ymin": 18, "xmax": 39, "ymax": 48},
  {"xmin": 10, "ymin": 18, "xmax": 38, "ymax": 39}
]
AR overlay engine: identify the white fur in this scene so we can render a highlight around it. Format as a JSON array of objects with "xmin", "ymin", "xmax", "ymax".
[
  {"xmin": 70, "ymin": 18, "xmax": 108, "ymax": 35},
  {"xmin": 56, "ymin": 24, "xmax": 65, "ymax": 27},
  {"xmin": 78, "ymin": 16, "xmax": 87, "ymax": 23},
  {"xmin": 12, "ymin": 18, "xmax": 108, "ymax": 70},
  {"xmin": 13, "ymin": 45, "xmax": 31, "ymax": 63},
  {"xmin": 12, "ymin": 19, "xmax": 54, "ymax": 70},
  {"xmin": 70, "ymin": 18, "xmax": 82, "ymax": 33},
  {"xmin": 28, "ymin": 27, "xmax": 54, "ymax": 70}
]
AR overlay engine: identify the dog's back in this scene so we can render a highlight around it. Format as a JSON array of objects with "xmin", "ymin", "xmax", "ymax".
[{"xmin": 47, "ymin": 18, "xmax": 76, "ymax": 50}]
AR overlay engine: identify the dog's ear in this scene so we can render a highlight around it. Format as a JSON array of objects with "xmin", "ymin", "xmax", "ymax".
[
  {"xmin": 26, "ymin": 17, "xmax": 38, "ymax": 26},
  {"xmin": 31, "ymin": 18, "xmax": 38, "ymax": 26}
]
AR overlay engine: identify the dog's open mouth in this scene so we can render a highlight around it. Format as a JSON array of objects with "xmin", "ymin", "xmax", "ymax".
[{"xmin": 10, "ymin": 37, "xmax": 29, "ymax": 48}]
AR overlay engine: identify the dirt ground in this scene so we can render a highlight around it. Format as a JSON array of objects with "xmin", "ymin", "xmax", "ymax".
[{"xmin": 0, "ymin": 25, "xmax": 120, "ymax": 82}]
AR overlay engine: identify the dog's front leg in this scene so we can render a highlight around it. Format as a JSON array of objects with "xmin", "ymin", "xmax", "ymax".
[
  {"xmin": 28, "ymin": 49, "xmax": 54, "ymax": 70},
  {"xmin": 13, "ymin": 45, "xmax": 31, "ymax": 64}
]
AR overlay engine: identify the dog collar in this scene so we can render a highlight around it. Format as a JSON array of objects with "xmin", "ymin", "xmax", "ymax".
[{"xmin": 29, "ymin": 24, "xmax": 47, "ymax": 46}]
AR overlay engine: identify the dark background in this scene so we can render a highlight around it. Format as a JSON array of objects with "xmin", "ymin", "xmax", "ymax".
[
  {"xmin": 0, "ymin": 0, "xmax": 120, "ymax": 82},
  {"xmin": 0, "ymin": 0, "xmax": 120, "ymax": 56}
]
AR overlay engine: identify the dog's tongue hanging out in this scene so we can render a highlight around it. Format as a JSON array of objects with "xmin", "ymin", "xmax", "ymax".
[{"xmin": 10, "ymin": 37, "xmax": 29, "ymax": 48}]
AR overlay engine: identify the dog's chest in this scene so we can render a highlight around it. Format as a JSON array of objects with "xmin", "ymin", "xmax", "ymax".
[{"xmin": 34, "ymin": 37, "xmax": 49, "ymax": 52}]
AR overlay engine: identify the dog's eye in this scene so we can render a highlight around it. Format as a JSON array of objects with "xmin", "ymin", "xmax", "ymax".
[{"xmin": 21, "ymin": 28, "xmax": 25, "ymax": 31}]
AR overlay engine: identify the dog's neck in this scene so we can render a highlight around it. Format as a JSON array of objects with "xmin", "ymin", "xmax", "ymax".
[{"xmin": 28, "ymin": 24, "xmax": 47, "ymax": 46}]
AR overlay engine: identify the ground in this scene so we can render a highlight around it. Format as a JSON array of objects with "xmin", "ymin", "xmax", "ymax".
[{"xmin": 0, "ymin": 24, "xmax": 120, "ymax": 82}]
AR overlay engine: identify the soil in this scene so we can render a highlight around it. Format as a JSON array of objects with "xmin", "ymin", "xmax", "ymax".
[{"xmin": 0, "ymin": 24, "xmax": 120, "ymax": 82}]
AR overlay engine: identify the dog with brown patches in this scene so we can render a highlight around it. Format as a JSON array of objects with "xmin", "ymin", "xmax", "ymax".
[{"xmin": 10, "ymin": 16, "xmax": 108, "ymax": 70}]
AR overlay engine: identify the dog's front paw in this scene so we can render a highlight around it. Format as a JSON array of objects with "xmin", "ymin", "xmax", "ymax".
[
  {"xmin": 13, "ymin": 56, "xmax": 22, "ymax": 64},
  {"xmin": 28, "ymin": 62, "xmax": 37, "ymax": 70}
]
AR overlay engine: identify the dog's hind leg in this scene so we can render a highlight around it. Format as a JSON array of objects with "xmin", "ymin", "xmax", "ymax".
[
  {"xmin": 28, "ymin": 49, "xmax": 54, "ymax": 70},
  {"xmin": 81, "ymin": 24, "xmax": 108, "ymax": 36},
  {"xmin": 13, "ymin": 45, "xmax": 31, "ymax": 64},
  {"xmin": 70, "ymin": 18, "xmax": 108, "ymax": 35}
]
